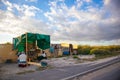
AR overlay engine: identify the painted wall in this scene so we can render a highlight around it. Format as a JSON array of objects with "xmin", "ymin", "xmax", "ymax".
[{"xmin": 0, "ymin": 44, "xmax": 17, "ymax": 63}]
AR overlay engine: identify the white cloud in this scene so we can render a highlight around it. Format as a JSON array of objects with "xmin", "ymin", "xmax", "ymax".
[
  {"xmin": 22, "ymin": 5, "xmax": 40, "ymax": 17},
  {"xmin": 0, "ymin": 0, "xmax": 120, "ymax": 45},
  {"xmin": 104, "ymin": 0, "xmax": 110, "ymax": 5},
  {"xmin": 2, "ymin": 0, "xmax": 13, "ymax": 11},
  {"xmin": 25, "ymin": 0, "xmax": 38, "ymax": 2},
  {"xmin": 76, "ymin": 0, "xmax": 83, "ymax": 8},
  {"xmin": 0, "ymin": 0, "xmax": 50, "ymax": 37},
  {"xmin": 84, "ymin": 0, "xmax": 91, "ymax": 3},
  {"xmin": 44, "ymin": 0, "xmax": 120, "ymax": 45}
]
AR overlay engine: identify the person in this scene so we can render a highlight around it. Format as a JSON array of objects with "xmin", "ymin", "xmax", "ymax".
[
  {"xmin": 54, "ymin": 45, "xmax": 58, "ymax": 57},
  {"xmin": 37, "ymin": 51, "xmax": 47, "ymax": 61},
  {"xmin": 69, "ymin": 44, "xmax": 73, "ymax": 55},
  {"xmin": 18, "ymin": 51, "xmax": 27, "ymax": 67}
]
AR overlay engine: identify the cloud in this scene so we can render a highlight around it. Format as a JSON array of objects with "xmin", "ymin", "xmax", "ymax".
[
  {"xmin": 0, "ymin": 0, "xmax": 120, "ymax": 45},
  {"xmin": 104, "ymin": 0, "xmax": 120, "ymax": 18},
  {"xmin": 0, "ymin": 0, "xmax": 50, "ymax": 36},
  {"xmin": 44, "ymin": 0, "xmax": 120, "ymax": 43},
  {"xmin": 25, "ymin": 0, "xmax": 38, "ymax": 2},
  {"xmin": 85, "ymin": 0, "xmax": 91, "ymax": 3}
]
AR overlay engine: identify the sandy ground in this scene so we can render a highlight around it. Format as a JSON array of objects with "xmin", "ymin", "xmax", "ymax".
[{"xmin": 0, "ymin": 56, "xmax": 119, "ymax": 80}]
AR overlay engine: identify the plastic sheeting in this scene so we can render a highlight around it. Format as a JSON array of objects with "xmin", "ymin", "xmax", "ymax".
[{"xmin": 13, "ymin": 33, "xmax": 50, "ymax": 51}]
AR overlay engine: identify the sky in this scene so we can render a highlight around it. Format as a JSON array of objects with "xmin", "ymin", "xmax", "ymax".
[{"xmin": 0, "ymin": 0, "xmax": 120, "ymax": 45}]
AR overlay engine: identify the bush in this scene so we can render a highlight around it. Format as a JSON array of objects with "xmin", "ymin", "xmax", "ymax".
[
  {"xmin": 81, "ymin": 48, "xmax": 91, "ymax": 55},
  {"xmin": 78, "ymin": 45, "xmax": 120, "ymax": 56},
  {"xmin": 78, "ymin": 45, "xmax": 91, "ymax": 55},
  {"xmin": 73, "ymin": 55, "xmax": 79, "ymax": 59},
  {"xmin": 90, "ymin": 48, "xmax": 111, "ymax": 56}
]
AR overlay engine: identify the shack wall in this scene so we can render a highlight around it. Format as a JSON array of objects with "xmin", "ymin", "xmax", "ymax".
[{"xmin": 0, "ymin": 44, "xmax": 17, "ymax": 63}]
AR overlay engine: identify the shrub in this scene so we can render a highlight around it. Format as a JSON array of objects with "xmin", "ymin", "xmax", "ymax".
[
  {"xmin": 81, "ymin": 48, "xmax": 91, "ymax": 55},
  {"xmin": 73, "ymin": 55, "xmax": 79, "ymax": 59},
  {"xmin": 78, "ymin": 45, "xmax": 91, "ymax": 55},
  {"xmin": 90, "ymin": 48, "xmax": 111, "ymax": 55}
]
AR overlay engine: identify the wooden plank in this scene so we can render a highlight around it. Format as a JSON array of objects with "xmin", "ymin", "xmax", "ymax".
[{"xmin": 27, "ymin": 62, "xmax": 41, "ymax": 66}]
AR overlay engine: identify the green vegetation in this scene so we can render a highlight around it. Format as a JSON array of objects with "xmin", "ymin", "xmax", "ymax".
[
  {"xmin": 73, "ymin": 55, "xmax": 79, "ymax": 59},
  {"xmin": 78, "ymin": 45, "xmax": 120, "ymax": 59},
  {"xmin": 78, "ymin": 45, "xmax": 92, "ymax": 55},
  {"xmin": 90, "ymin": 49, "xmax": 111, "ymax": 55}
]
